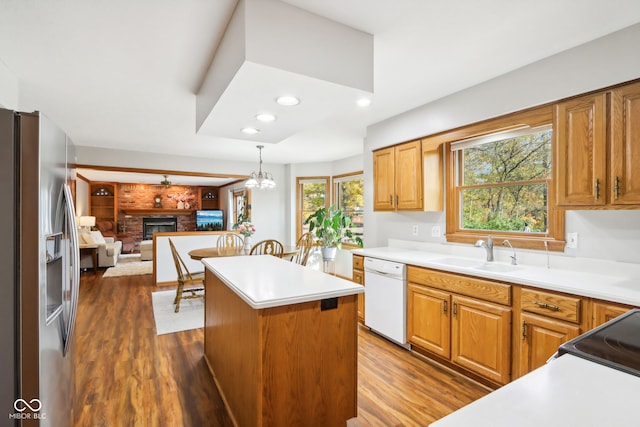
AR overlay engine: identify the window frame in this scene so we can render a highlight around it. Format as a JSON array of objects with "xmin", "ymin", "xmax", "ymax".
[
  {"xmin": 438, "ymin": 105, "xmax": 565, "ymax": 251},
  {"xmin": 296, "ymin": 176, "xmax": 330, "ymax": 241},
  {"xmin": 332, "ymin": 171, "xmax": 364, "ymax": 248}
]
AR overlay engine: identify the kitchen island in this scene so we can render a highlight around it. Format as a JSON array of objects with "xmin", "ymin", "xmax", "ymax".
[{"xmin": 201, "ymin": 255, "xmax": 364, "ymax": 427}]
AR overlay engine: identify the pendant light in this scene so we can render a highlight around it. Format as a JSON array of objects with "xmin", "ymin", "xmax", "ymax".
[{"xmin": 245, "ymin": 145, "xmax": 276, "ymax": 189}]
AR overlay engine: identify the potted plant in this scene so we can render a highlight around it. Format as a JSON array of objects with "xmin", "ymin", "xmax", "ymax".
[{"xmin": 305, "ymin": 204, "xmax": 363, "ymax": 261}]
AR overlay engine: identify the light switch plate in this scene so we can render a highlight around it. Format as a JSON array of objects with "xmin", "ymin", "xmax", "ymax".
[{"xmin": 566, "ymin": 232, "xmax": 578, "ymax": 249}]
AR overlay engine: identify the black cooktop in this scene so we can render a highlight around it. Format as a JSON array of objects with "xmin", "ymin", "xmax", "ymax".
[{"xmin": 558, "ymin": 308, "xmax": 640, "ymax": 377}]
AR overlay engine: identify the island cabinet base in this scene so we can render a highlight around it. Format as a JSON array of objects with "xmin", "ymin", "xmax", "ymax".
[{"xmin": 204, "ymin": 269, "xmax": 358, "ymax": 427}]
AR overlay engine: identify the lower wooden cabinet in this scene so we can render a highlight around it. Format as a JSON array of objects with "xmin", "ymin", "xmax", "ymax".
[
  {"xmin": 407, "ymin": 284, "xmax": 450, "ymax": 358},
  {"xmin": 591, "ymin": 300, "xmax": 634, "ymax": 328},
  {"xmin": 352, "ymin": 255, "xmax": 365, "ymax": 323},
  {"xmin": 451, "ymin": 295, "xmax": 512, "ymax": 384},
  {"xmin": 407, "ymin": 268, "xmax": 512, "ymax": 385},
  {"xmin": 519, "ymin": 312, "xmax": 580, "ymax": 375},
  {"xmin": 406, "ymin": 265, "xmax": 638, "ymax": 386}
]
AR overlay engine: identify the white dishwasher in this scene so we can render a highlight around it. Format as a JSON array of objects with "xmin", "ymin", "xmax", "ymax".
[{"xmin": 364, "ymin": 257, "xmax": 408, "ymax": 347}]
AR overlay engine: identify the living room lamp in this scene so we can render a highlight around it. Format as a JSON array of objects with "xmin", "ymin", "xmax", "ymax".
[
  {"xmin": 245, "ymin": 145, "xmax": 276, "ymax": 189},
  {"xmin": 77, "ymin": 216, "xmax": 96, "ymax": 232}
]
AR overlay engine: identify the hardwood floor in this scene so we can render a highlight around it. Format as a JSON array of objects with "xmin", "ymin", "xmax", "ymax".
[{"xmin": 73, "ymin": 270, "xmax": 488, "ymax": 426}]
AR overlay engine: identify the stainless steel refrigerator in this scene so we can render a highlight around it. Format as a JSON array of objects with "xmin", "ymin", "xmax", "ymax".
[{"xmin": 0, "ymin": 109, "xmax": 79, "ymax": 426}]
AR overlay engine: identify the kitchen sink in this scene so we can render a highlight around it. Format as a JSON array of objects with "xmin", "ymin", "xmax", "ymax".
[
  {"xmin": 472, "ymin": 263, "xmax": 522, "ymax": 273},
  {"xmin": 429, "ymin": 257, "xmax": 482, "ymax": 268}
]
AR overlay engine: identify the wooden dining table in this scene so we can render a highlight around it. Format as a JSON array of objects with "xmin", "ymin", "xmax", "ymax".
[{"xmin": 188, "ymin": 245, "xmax": 299, "ymax": 260}]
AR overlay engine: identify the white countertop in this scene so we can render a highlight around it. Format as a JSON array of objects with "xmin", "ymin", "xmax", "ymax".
[
  {"xmin": 430, "ymin": 354, "xmax": 640, "ymax": 427},
  {"xmin": 201, "ymin": 255, "xmax": 364, "ymax": 309},
  {"xmin": 353, "ymin": 247, "xmax": 640, "ymax": 306}
]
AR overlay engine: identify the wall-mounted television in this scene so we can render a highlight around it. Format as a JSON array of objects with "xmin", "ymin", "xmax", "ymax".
[{"xmin": 196, "ymin": 209, "xmax": 224, "ymax": 231}]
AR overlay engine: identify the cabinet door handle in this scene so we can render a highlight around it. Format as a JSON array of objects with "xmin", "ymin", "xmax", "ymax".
[
  {"xmin": 595, "ymin": 178, "xmax": 600, "ymax": 200},
  {"xmin": 534, "ymin": 301, "xmax": 559, "ymax": 311},
  {"xmin": 389, "ymin": 195, "xmax": 393, "ymax": 205},
  {"xmin": 452, "ymin": 302, "xmax": 457, "ymax": 316},
  {"xmin": 443, "ymin": 300, "xmax": 448, "ymax": 314},
  {"xmin": 395, "ymin": 194, "xmax": 398, "ymax": 206},
  {"xmin": 614, "ymin": 176, "xmax": 620, "ymax": 199},
  {"xmin": 522, "ymin": 321, "xmax": 527, "ymax": 339}
]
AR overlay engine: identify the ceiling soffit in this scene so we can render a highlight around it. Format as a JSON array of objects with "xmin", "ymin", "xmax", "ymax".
[{"xmin": 196, "ymin": 0, "xmax": 373, "ymax": 144}]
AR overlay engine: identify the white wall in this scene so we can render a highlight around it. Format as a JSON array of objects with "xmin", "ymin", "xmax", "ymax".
[
  {"xmin": 75, "ymin": 178, "xmax": 89, "ymax": 216},
  {"xmin": 364, "ymin": 23, "xmax": 640, "ymax": 264},
  {"xmin": 0, "ymin": 61, "xmax": 18, "ymax": 109}
]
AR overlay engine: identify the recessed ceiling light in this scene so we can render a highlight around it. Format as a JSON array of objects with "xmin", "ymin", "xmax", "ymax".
[
  {"xmin": 357, "ymin": 97, "xmax": 372, "ymax": 107},
  {"xmin": 241, "ymin": 127, "xmax": 260, "ymax": 135},
  {"xmin": 276, "ymin": 95, "xmax": 300, "ymax": 106},
  {"xmin": 256, "ymin": 113, "xmax": 277, "ymax": 122}
]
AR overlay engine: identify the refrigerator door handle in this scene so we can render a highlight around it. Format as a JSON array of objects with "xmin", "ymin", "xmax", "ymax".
[{"xmin": 61, "ymin": 183, "xmax": 79, "ymax": 356}]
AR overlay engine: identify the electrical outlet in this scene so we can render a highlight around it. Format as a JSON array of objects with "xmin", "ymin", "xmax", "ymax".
[
  {"xmin": 412, "ymin": 225, "xmax": 419, "ymax": 236},
  {"xmin": 566, "ymin": 232, "xmax": 578, "ymax": 249},
  {"xmin": 431, "ymin": 226, "xmax": 441, "ymax": 237}
]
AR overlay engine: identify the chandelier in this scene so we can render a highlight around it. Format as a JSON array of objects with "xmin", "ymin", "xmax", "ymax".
[
  {"xmin": 245, "ymin": 145, "xmax": 276, "ymax": 189},
  {"xmin": 160, "ymin": 175, "xmax": 172, "ymax": 188}
]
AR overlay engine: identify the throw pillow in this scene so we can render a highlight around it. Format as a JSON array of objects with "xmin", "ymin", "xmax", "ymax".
[
  {"xmin": 80, "ymin": 233, "xmax": 93, "ymax": 244},
  {"xmin": 89, "ymin": 231, "xmax": 107, "ymax": 245}
]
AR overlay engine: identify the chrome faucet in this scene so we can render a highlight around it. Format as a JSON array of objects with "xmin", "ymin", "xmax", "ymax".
[
  {"xmin": 502, "ymin": 239, "xmax": 517, "ymax": 265},
  {"xmin": 474, "ymin": 235, "xmax": 494, "ymax": 262}
]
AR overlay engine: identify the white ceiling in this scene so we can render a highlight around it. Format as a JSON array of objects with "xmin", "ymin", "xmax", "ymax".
[{"xmin": 1, "ymin": 0, "xmax": 640, "ymax": 177}]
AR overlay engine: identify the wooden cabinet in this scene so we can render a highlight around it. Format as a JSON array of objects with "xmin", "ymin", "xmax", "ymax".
[
  {"xmin": 555, "ymin": 92, "xmax": 607, "ymax": 206},
  {"xmin": 407, "ymin": 266, "xmax": 512, "ymax": 385},
  {"xmin": 556, "ymin": 81, "xmax": 640, "ymax": 207},
  {"xmin": 373, "ymin": 140, "xmax": 423, "ymax": 211},
  {"xmin": 352, "ymin": 255, "xmax": 365, "ymax": 322},
  {"xmin": 519, "ymin": 312, "xmax": 580, "ymax": 375},
  {"xmin": 451, "ymin": 295, "xmax": 512, "ymax": 384},
  {"xmin": 90, "ymin": 182, "xmax": 116, "ymax": 222},
  {"xmin": 200, "ymin": 187, "xmax": 219, "ymax": 210},
  {"xmin": 407, "ymin": 284, "xmax": 450, "ymax": 358},
  {"xmin": 517, "ymin": 287, "xmax": 583, "ymax": 378},
  {"xmin": 591, "ymin": 300, "xmax": 634, "ymax": 328},
  {"xmin": 610, "ymin": 81, "xmax": 640, "ymax": 205}
]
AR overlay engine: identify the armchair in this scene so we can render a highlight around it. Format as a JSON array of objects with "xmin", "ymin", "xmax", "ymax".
[{"xmin": 79, "ymin": 231, "xmax": 122, "ymax": 268}]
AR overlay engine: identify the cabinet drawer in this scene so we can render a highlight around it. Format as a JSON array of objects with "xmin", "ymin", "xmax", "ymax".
[
  {"xmin": 521, "ymin": 288, "xmax": 581, "ymax": 323},
  {"xmin": 352, "ymin": 269, "xmax": 363, "ymax": 285},
  {"xmin": 353, "ymin": 255, "xmax": 364, "ymax": 270},
  {"xmin": 407, "ymin": 266, "xmax": 511, "ymax": 306}
]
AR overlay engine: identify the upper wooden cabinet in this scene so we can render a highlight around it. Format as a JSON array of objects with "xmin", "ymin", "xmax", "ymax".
[
  {"xmin": 373, "ymin": 140, "xmax": 423, "ymax": 211},
  {"xmin": 373, "ymin": 139, "xmax": 444, "ymax": 212},
  {"xmin": 200, "ymin": 187, "xmax": 219, "ymax": 210},
  {"xmin": 90, "ymin": 182, "xmax": 117, "ymax": 223},
  {"xmin": 555, "ymin": 92, "xmax": 607, "ymax": 206},
  {"xmin": 556, "ymin": 81, "xmax": 640, "ymax": 207},
  {"xmin": 610, "ymin": 81, "xmax": 640, "ymax": 205}
]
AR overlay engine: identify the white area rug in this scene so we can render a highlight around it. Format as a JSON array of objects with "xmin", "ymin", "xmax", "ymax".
[
  {"xmin": 103, "ymin": 260, "xmax": 152, "ymax": 277},
  {"xmin": 151, "ymin": 290, "xmax": 204, "ymax": 335}
]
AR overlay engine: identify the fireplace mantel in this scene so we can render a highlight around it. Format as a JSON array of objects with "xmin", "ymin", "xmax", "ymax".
[{"xmin": 122, "ymin": 209, "xmax": 196, "ymax": 216}]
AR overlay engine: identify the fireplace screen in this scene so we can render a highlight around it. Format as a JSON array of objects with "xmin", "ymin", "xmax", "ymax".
[{"xmin": 143, "ymin": 217, "xmax": 177, "ymax": 240}]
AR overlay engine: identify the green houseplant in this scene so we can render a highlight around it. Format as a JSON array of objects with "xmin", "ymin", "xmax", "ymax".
[{"xmin": 305, "ymin": 204, "xmax": 363, "ymax": 261}]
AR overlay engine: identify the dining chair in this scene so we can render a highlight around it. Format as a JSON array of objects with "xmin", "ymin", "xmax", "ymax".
[
  {"xmin": 249, "ymin": 239, "xmax": 284, "ymax": 257},
  {"xmin": 168, "ymin": 238, "xmax": 205, "ymax": 313},
  {"xmin": 292, "ymin": 232, "xmax": 314, "ymax": 266},
  {"xmin": 216, "ymin": 233, "xmax": 244, "ymax": 253}
]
